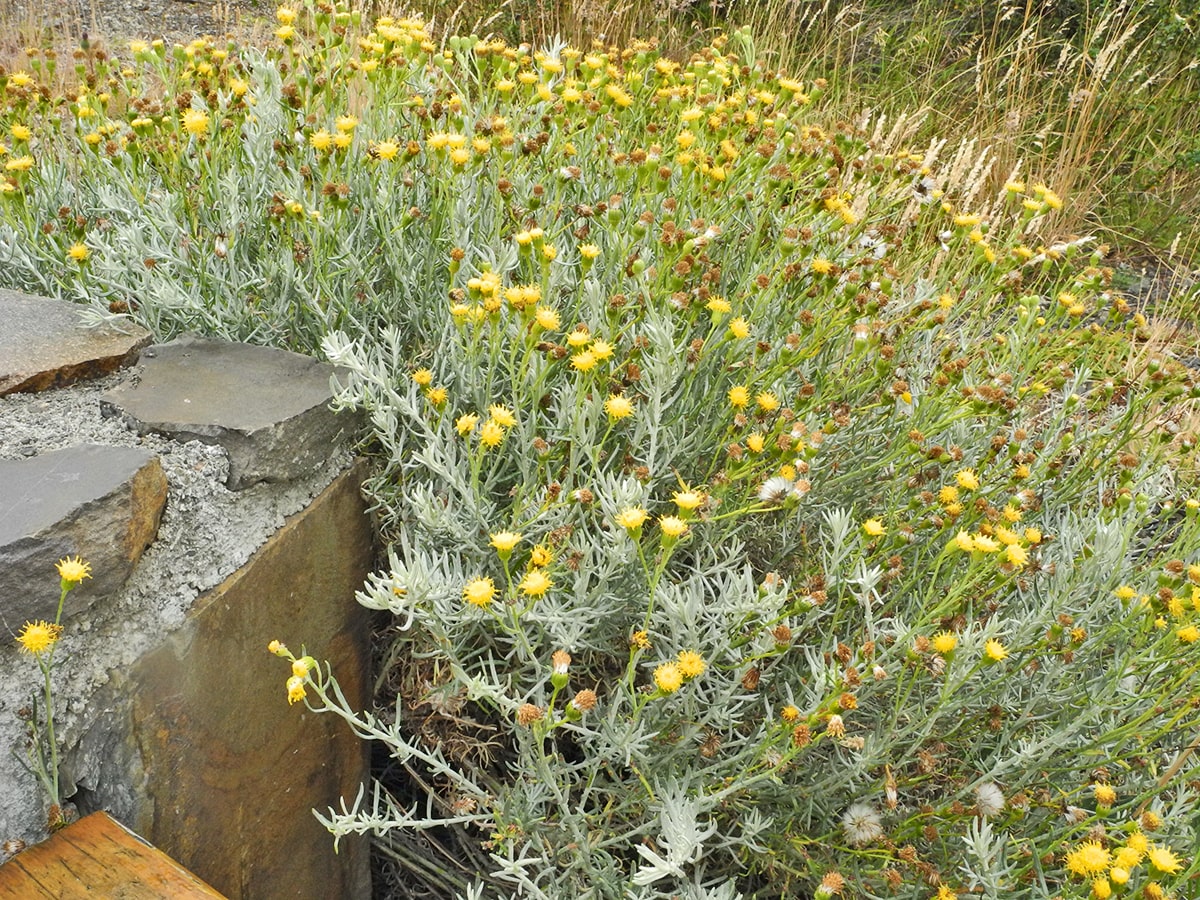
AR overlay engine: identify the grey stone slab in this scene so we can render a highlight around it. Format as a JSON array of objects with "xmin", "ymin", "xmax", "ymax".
[
  {"xmin": 0, "ymin": 444, "xmax": 167, "ymax": 624},
  {"xmin": 0, "ymin": 289, "xmax": 151, "ymax": 395},
  {"xmin": 99, "ymin": 335, "xmax": 361, "ymax": 490}
]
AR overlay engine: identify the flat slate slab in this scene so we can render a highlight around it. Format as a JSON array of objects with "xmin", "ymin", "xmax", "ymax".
[
  {"xmin": 99, "ymin": 336, "xmax": 361, "ymax": 490},
  {"xmin": 0, "ymin": 289, "xmax": 151, "ymax": 395},
  {"xmin": 0, "ymin": 445, "xmax": 167, "ymax": 624}
]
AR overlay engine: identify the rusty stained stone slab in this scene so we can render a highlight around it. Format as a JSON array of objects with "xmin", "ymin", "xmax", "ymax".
[
  {"xmin": 0, "ymin": 289, "xmax": 151, "ymax": 396},
  {"xmin": 100, "ymin": 335, "xmax": 362, "ymax": 490},
  {"xmin": 0, "ymin": 444, "xmax": 167, "ymax": 624},
  {"xmin": 117, "ymin": 460, "xmax": 374, "ymax": 900}
]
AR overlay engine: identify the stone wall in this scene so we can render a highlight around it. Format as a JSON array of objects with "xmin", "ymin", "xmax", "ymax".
[{"xmin": 0, "ymin": 288, "xmax": 374, "ymax": 898}]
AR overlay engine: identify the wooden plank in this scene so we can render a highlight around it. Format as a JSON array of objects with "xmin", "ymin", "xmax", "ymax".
[{"xmin": 0, "ymin": 812, "xmax": 226, "ymax": 898}]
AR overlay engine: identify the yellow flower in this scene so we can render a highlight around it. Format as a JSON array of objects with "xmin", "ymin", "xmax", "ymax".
[
  {"xmin": 862, "ymin": 519, "xmax": 885, "ymax": 537},
  {"xmin": 479, "ymin": 419, "xmax": 505, "ymax": 448},
  {"xmin": 17, "ymin": 620, "xmax": 62, "ymax": 655},
  {"xmin": 673, "ymin": 490, "xmax": 704, "ymax": 511},
  {"xmin": 335, "ymin": 115, "xmax": 359, "ymax": 133},
  {"xmin": 411, "ymin": 368, "xmax": 434, "ymax": 386},
  {"xmin": 984, "ymin": 639, "xmax": 1008, "ymax": 662},
  {"xmin": 463, "ymin": 577, "xmax": 497, "ymax": 607},
  {"xmin": 1091, "ymin": 878, "xmax": 1111, "ymax": 900},
  {"xmin": 67, "ymin": 242, "xmax": 89, "ymax": 262},
  {"xmin": 571, "ymin": 350, "xmax": 597, "ymax": 372},
  {"xmin": 605, "ymin": 394, "xmax": 634, "ymax": 419},
  {"xmin": 1177, "ymin": 624, "xmax": 1199, "ymax": 643},
  {"xmin": 6, "ymin": 155, "xmax": 34, "ymax": 172},
  {"xmin": 519, "ymin": 569, "xmax": 552, "ymax": 597},
  {"xmin": 579, "ymin": 243, "xmax": 600, "ymax": 260},
  {"xmin": 590, "ymin": 339, "xmax": 614, "ymax": 361},
  {"xmin": 654, "ymin": 661, "xmax": 683, "ymax": 693},
  {"xmin": 530, "ymin": 545, "xmax": 553, "ymax": 567},
  {"xmin": 973, "ymin": 535, "xmax": 1000, "ymax": 553},
  {"xmin": 707, "ymin": 296, "xmax": 731, "ymax": 314},
  {"xmin": 56, "ymin": 556, "xmax": 92, "ymax": 583},
  {"xmin": 268, "ymin": 639, "xmax": 289, "ymax": 656},
  {"xmin": 373, "ymin": 141, "xmax": 399, "ymax": 161},
  {"xmin": 275, "ymin": 24, "xmax": 296, "ymax": 41},
  {"xmin": 746, "ymin": 433, "xmax": 765, "ymax": 453},
  {"xmin": 660, "ymin": 515, "xmax": 689, "ymax": 538},
  {"xmin": 755, "ymin": 391, "xmax": 780, "ymax": 412},
  {"xmin": 932, "ymin": 631, "xmax": 957, "ymax": 654},
  {"xmin": 286, "ymin": 675, "xmax": 306, "ymax": 704},
  {"xmin": 276, "ymin": 5, "xmax": 296, "ymax": 24},
  {"xmin": 310, "ymin": 129, "xmax": 333, "ymax": 151},
  {"xmin": 616, "ymin": 507, "xmax": 649, "ymax": 531},
  {"xmin": 938, "ymin": 485, "xmax": 959, "ymax": 505},
  {"xmin": 534, "ymin": 306, "xmax": 561, "ymax": 330},
  {"xmin": 677, "ymin": 650, "xmax": 706, "ymax": 678},
  {"xmin": 953, "ymin": 531, "xmax": 976, "ymax": 552},
  {"xmin": 728, "ymin": 385, "xmax": 750, "ymax": 408},
  {"xmin": 291, "ymin": 657, "xmax": 311, "ymax": 678},
  {"xmin": 1114, "ymin": 847, "xmax": 1141, "ymax": 870},
  {"xmin": 605, "ymin": 83, "xmax": 633, "ymax": 107},
  {"xmin": 1065, "ymin": 841, "xmax": 1111, "ymax": 878},
  {"xmin": 1125, "ymin": 830, "xmax": 1150, "ymax": 858},
  {"xmin": 181, "ymin": 109, "xmax": 209, "ymax": 136},
  {"xmin": 810, "ymin": 258, "xmax": 835, "ymax": 275},
  {"xmin": 781, "ymin": 705, "xmax": 800, "ymax": 722},
  {"xmin": 955, "ymin": 469, "xmax": 979, "ymax": 491},
  {"xmin": 11, "ymin": 124, "xmax": 31, "ymax": 141},
  {"xmin": 1005, "ymin": 544, "xmax": 1028, "ymax": 566},
  {"xmin": 1093, "ymin": 783, "xmax": 1116, "ymax": 806},
  {"xmin": 455, "ymin": 412, "xmax": 479, "ymax": 435},
  {"xmin": 488, "ymin": 405, "xmax": 516, "ymax": 428},
  {"xmin": 7, "ymin": 71, "xmax": 33, "ymax": 88},
  {"xmin": 1147, "ymin": 844, "xmax": 1182, "ymax": 874},
  {"xmin": 728, "ymin": 317, "xmax": 751, "ymax": 339},
  {"xmin": 489, "ymin": 531, "xmax": 522, "ymax": 552}
]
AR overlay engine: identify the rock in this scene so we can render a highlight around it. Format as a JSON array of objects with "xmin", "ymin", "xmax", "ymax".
[
  {"xmin": 75, "ymin": 460, "xmax": 375, "ymax": 899},
  {"xmin": 0, "ymin": 289, "xmax": 151, "ymax": 396},
  {"xmin": 99, "ymin": 336, "xmax": 361, "ymax": 490},
  {"xmin": 0, "ymin": 445, "xmax": 167, "ymax": 624}
]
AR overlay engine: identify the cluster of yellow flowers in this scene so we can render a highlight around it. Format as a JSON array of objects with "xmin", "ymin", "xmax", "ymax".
[
  {"xmin": 268, "ymin": 640, "xmax": 316, "ymax": 705},
  {"xmin": 653, "ymin": 650, "xmax": 706, "ymax": 693},
  {"xmin": 1064, "ymin": 824, "xmax": 1182, "ymax": 899}
]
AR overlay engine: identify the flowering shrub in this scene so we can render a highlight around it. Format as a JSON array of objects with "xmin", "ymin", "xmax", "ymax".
[{"xmin": 3, "ymin": 6, "xmax": 1200, "ymax": 897}]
